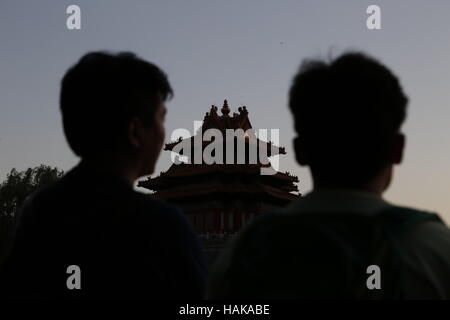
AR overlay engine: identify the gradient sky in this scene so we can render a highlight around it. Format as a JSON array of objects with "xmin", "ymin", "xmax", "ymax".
[{"xmin": 1, "ymin": 0, "xmax": 450, "ymax": 222}]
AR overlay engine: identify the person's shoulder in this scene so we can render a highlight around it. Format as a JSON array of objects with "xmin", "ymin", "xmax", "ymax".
[
  {"xmin": 387, "ymin": 206, "xmax": 450, "ymax": 298},
  {"xmin": 412, "ymin": 218, "xmax": 450, "ymax": 249},
  {"xmin": 381, "ymin": 205, "xmax": 447, "ymax": 229},
  {"xmin": 398, "ymin": 206, "xmax": 450, "ymax": 243},
  {"xmin": 16, "ymin": 178, "xmax": 64, "ymax": 219},
  {"xmin": 130, "ymin": 191, "xmax": 194, "ymax": 237},
  {"xmin": 28, "ymin": 176, "xmax": 63, "ymax": 200},
  {"xmin": 388, "ymin": 205, "xmax": 450, "ymax": 255},
  {"xmin": 379, "ymin": 205, "xmax": 442, "ymax": 221}
]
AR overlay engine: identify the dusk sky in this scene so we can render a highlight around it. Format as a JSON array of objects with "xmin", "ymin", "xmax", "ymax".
[{"xmin": 1, "ymin": 1, "xmax": 450, "ymax": 222}]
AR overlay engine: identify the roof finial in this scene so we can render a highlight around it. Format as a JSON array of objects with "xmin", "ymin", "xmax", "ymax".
[
  {"xmin": 240, "ymin": 105, "xmax": 248, "ymax": 115},
  {"xmin": 210, "ymin": 104, "xmax": 218, "ymax": 115},
  {"xmin": 221, "ymin": 99, "xmax": 230, "ymax": 116}
]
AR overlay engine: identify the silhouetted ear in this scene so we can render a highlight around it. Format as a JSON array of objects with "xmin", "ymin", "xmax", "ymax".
[
  {"xmin": 294, "ymin": 136, "xmax": 309, "ymax": 166},
  {"xmin": 128, "ymin": 117, "xmax": 141, "ymax": 149},
  {"xmin": 391, "ymin": 133, "xmax": 405, "ymax": 164}
]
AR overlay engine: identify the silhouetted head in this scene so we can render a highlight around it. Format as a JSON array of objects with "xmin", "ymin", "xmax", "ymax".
[
  {"xmin": 289, "ymin": 52, "xmax": 407, "ymax": 193},
  {"xmin": 60, "ymin": 51, "xmax": 173, "ymax": 177}
]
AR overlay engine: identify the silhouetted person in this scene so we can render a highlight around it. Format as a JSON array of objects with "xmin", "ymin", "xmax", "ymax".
[
  {"xmin": 0, "ymin": 52, "xmax": 207, "ymax": 299},
  {"xmin": 207, "ymin": 52, "xmax": 450, "ymax": 299}
]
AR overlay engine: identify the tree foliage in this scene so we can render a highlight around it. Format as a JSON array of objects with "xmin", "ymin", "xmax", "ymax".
[{"xmin": 0, "ymin": 165, "xmax": 64, "ymax": 218}]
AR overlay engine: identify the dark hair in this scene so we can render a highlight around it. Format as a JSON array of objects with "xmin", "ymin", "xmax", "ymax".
[
  {"xmin": 60, "ymin": 51, "xmax": 173, "ymax": 158},
  {"xmin": 289, "ymin": 52, "xmax": 408, "ymax": 185}
]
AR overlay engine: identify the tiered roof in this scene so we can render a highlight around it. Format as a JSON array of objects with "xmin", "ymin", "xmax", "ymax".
[
  {"xmin": 138, "ymin": 100, "xmax": 299, "ymax": 204},
  {"xmin": 164, "ymin": 99, "xmax": 286, "ymax": 158}
]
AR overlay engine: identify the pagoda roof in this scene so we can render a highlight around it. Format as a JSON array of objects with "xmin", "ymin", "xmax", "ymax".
[
  {"xmin": 138, "ymin": 99, "xmax": 300, "ymax": 203},
  {"xmin": 164, "ymin": 100, "xmax": 286, "ymax": 157},
  {"xmin": 150, "ymin": 180, "xmax": 299, "ymax": 202},
  {"xmin": 138, "ymin": 162, "xmax": 299, "ymax": 191}
]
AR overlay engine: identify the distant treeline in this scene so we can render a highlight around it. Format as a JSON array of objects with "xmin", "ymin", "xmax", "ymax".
[{"xmin": 0, "ymin": 165, "xmax": 64, "ymax": 263}]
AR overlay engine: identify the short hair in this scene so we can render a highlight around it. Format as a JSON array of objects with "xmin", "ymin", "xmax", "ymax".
[
  {"xmin": 288, "ymin": 52, "xmax": 408, "ymax": 185},
  {"xmin": 60, "ymin": 51, "xmax": 173, "ymax": 158}
]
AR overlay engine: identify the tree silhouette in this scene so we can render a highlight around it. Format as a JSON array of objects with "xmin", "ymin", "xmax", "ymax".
[
  {"xmin": 0, "ymin": 165, "xmax": 64, "ymax": 263},
  {"xmin": 0, "ymin": 165, "xmax": 64, "ymax": 218}
]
